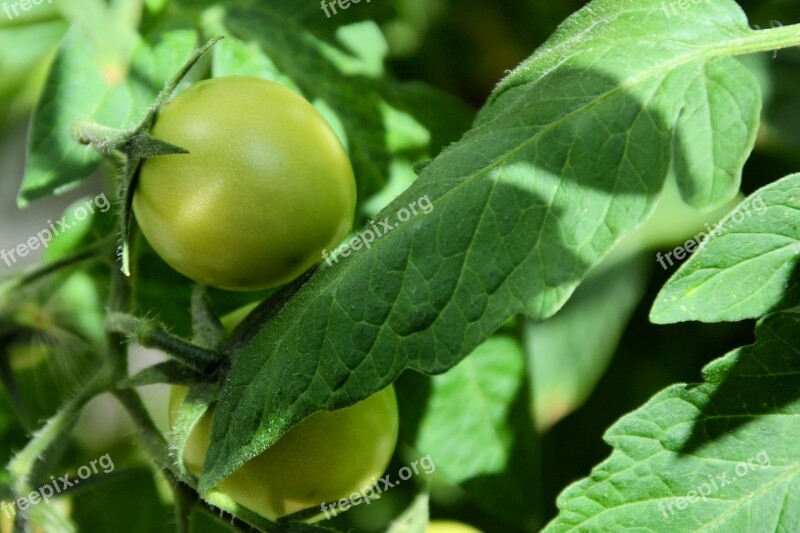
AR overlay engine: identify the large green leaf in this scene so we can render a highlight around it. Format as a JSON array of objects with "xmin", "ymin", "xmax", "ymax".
[
  {"xmin": 545, "ymin": 306, "xmax": 800, "ymax": 531},
  {"xmin": 482, "ymin": 1, "xmax": 760, "ymax": 210},
  {"xmin": 18, "ymin": 28, "xmax": 197, "ymax": 205},
  {"xmin": 200, "ymin": 0, "xmax": 771, "ymax": 492},
  {"xmin": 651, "ymin": 173, "xmax": 800, "ymax": 323}
]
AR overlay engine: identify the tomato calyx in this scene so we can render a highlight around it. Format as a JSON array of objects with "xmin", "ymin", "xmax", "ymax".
[
  {"xmin": 70, "ymin": 36, "xmax": 224, "ymax": 277},
  {"xmin": 70, "ymin": 119, "xmax": 188, "ymax": 160}
]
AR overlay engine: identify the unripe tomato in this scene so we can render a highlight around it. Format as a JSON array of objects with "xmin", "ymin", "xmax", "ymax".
[
  {"xmin": 134, "ymin": 76, "xmax": 356, "ymax": 291},
  {"xmin": 169, "ymin": 385, "xmax": 398, "ymax": 520},
  {"xmin": 427, "ymin": 521, "xmax": 483, "ymax": 533}
]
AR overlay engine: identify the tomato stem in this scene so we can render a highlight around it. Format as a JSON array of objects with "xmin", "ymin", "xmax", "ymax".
[
  {"xmin": 107, "ymin": 313, "xmax": 223, "ymax": 373},
  {"xmin": 6, "ymin": 369, "xmax": 111, "ymax": 527},
  {"xmin": 0, "ymin": 235, "xmax": 115, "ymax": 296},
  {"xmin": 190, "ymin": 285, "xmax": 227, "ymax": 349}
]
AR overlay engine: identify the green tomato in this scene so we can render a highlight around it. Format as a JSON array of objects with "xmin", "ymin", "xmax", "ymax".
[
  {"xmin": 427, "ymin": 521, "xmax": 484, "ymax": 533},
  {"xmin": 169, "ymin": 385, "xmax": 398, "ymax": 520},
  {"xmin": 134, "ymin": 76, "xmax": 356, "ymax": 291}
]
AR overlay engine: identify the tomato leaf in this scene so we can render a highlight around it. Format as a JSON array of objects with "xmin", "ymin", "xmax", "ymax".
[
  {"xmin": 544, "ymin": 306, "xmax": 800, "ymax": 531},
  {"xmin": 171, "ymin": 384, "xmax": 218, "ymax": 480},
  {"xmin": 200, "ymin": 0, "xmax": 768, "ymax": 493},
  {"xmin": 651, "ymin": 173, "xmax": 800, "ymax": 323}
]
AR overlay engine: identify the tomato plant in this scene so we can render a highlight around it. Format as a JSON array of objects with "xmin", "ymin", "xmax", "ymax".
[{"xmin": 1, "ymin": 1, "xmax": 800, "ymax": 532}]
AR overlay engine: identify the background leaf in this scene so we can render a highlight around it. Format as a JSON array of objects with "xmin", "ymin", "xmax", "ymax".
[
  {"xmin": 385, "ymin": 493, "xmax": 429, "ymax": 533},
  {"xmin": 397, "ymin": 335, "xmax": 540, "ymax": 529},
  {"xmin": 652, "ymin": 173, "xmax": 800, "ymax": 323},
  {"xmin": 525, "ymin": 255, "xmax": 649, "ymax": 432},
  {"xmin": 72, "ymin": 468, "xmax": 173, "ymax": 533},
  {"xmin": 0, "ymin": 7, "xmax": 65, "ymax": 128}
]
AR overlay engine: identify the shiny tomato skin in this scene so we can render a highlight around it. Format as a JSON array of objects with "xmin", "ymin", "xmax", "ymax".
[
  {"xmin": 134, "ymin": 76, "xmax": 355, "ymax": 291},
  {"xmin": 169, "ymin": 384, "xmax": 398, "ymax": 520}
]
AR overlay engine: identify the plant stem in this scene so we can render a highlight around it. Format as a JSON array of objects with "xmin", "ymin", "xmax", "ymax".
[
  {"xmin": 70, "ymin": 119, "xmax": 128, "ymax": 156},
  {"xmin": 116, "ymin": 35, "xmax": 222, "ymax": 277},
  {"xmin": 4, "ymin": 240, "xmax": 116, "ymax": 532},
  {"xmin": 0, "ymin": 236, "xmax": 114, "ymax": 294},
  {"xmin": 194, "ymin": 499, "xmax": 262, "ymax": 532},
  {"xmin": 172, "ymin": 481, "xmax": 195, "ymax": 533},
  {"xmin": 726, "ymin": 23, "xmax": 800, "ymax": 56},
  {"xmin": 112, "ymin": 388, "xmax": 276, "ymax": 532},
  {"xmin": 148, "ymin": 35, "xmax": 224, "ymax": 120},
  {"xmin": 104, "ymin": 260, "xmax": 175, "ymax": 464},
  {"xmin": 7, "ymin": 370, "xmax": 110, "ymax": 492},
  {"xmin": 107, "ymin": 313, "xmax": 221, "ymax": 373},
  {"xmin": 103, "ymin": 265, "xmax": 268, "ymax": 531},
  {"xmin": 78, "ymin": 40, "xmax": 278, "ymax": 524},
  {"xmin": 226, "ymin": 268, "xmax": 316, "ymax": 352}
]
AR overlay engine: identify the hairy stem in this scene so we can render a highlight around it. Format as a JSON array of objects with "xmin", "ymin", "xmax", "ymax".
[
  {"xmin": 107, "ymin": 313, "xmax": 221, "ymax": 373},
  {"xmin": 7, "ymin": 370, "xmax": 110, "ymax": 508},
  {"xmin": 0, "ymin": 236, "xmax": 114, "ymax": 294}
]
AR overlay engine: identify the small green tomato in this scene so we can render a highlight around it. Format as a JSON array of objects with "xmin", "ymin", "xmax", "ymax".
[
  {"xmin": 134, "ymin": 76, "xmax": 356, "ymax": 291},
  {"xmin": 427, "ymin": 521, "xmax": 484, "ymax": 533},
  {"xmin": 169, "ymin": 385, "xmax": 398, "ymax": 520}
]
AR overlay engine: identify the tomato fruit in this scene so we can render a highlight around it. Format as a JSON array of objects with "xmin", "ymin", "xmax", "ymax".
[
  {"xmin": 134, "ymin": 76, "xmax": 356, "ymax": 291},
  {"xmin": 427, "ymin": 521, "xmax": 484, "ymax": 533},
  {"xmin": 169, "ymin": 385, "xmax": 398, "ymax": 520}
]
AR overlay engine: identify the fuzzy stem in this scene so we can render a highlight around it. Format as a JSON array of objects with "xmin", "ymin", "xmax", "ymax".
[
  {"xmin": 0, "ymin": 236, "xmax": 114, "ymax": 294},
  {"xmin": 7, "ymin": 370, "xmax": 110, "ymax": 513},
  {"xmin": 107, "ymin": 313, "xmax": 221, "ymax": 373}
]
